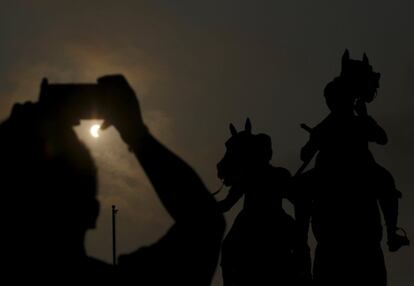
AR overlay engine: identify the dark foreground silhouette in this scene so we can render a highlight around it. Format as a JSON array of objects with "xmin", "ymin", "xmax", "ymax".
[
  {"xmin": 0, "ymin": 75, "xmax": 225, "ymax": 284},
  {"xmin": 0, "ymin": 51, "xmax": 409, "ymax": 286},
  {"xmin": 294, "ymin": 50, "xmax": 409, "ymax": 286},
  {"xmin": 216, "ymin": 119, "xmax": 309, "ymax": 286}
]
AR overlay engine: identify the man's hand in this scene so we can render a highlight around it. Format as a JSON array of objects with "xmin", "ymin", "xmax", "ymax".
[{"xmin": 98, "ymin": 75, "xmax": 147, "ymax": 145}]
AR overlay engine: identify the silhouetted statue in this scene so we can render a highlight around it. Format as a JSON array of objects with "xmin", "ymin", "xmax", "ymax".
[
  {"xmin": 216, "ymin": 119, "xmax": 302, "ymax": 286},
  {"xmin": 0, "ymin": 75, "xmax": 224, "ymax": 285},
  {"xmin": 294, "ymin": 50, "xmax": 409, "ymax": 286}
]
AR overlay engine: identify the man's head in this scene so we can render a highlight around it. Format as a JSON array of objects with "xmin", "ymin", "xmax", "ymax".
[{"xmin": 0, "ymin": 102, "xmax": 99, "ymax": 256}]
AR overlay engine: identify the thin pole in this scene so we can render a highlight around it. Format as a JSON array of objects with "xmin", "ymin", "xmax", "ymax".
[{"xmin": 112, "ymin": 205, "xmax": 118, "ymax": 265}]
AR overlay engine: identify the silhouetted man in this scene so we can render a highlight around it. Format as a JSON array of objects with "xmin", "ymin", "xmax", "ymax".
[
  {"xmin": 296, "ymin": 50, "xmax": 408, "ymax": 286},
  {"xmin": 0, "ymin": 75, "xmax": 224, "ymax": 285}
]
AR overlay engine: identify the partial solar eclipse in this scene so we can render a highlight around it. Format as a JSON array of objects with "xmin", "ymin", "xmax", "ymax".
[{"xmin": 90, "ymin": 124, "xmax": 101, "ymax": 138}]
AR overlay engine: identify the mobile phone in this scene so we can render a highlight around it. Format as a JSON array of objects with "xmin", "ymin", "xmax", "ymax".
[{"xmin": 38, "ymin": 79, "xmax": 106, "ymax": 124}]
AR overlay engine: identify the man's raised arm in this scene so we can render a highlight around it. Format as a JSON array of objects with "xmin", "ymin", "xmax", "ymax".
[{"xmin": 99, "ymin": 75, "xmax": 224, "ymax": 285}]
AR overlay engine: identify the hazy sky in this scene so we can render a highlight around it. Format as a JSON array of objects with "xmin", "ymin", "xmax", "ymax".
[{"xmin": 0, "ymin": 1, "xmax": 413, "ymax": 285}]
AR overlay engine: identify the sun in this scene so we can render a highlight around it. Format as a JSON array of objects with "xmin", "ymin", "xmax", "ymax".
[{"xmin": 90, "ymin": 124, "xmax": 101, "ymax": 138}]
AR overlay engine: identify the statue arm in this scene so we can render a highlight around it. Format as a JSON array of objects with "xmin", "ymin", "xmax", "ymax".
[
  {"xmin": 355, "ymin": 100, "xmax": 387, "ymax": 145},
  {"xmin": 362, "ymin": 116, "xmax": 388, "ymax": 145},
  {"xmin": 300, "ymin": 131, "xmax": 320, "ymax": 163},
  {"xmin": 217, "ymin": 186, "xmax": 244, "ymax": 213}
]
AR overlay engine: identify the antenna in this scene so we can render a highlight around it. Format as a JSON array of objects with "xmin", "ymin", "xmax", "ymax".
[{"xmin": 112, "ymin": 205, "xmax": 119, "ymax": 265}]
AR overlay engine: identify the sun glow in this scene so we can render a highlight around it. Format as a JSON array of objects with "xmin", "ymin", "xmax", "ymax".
[{"xmin": 90, "ymin": 124, "xmax": 101, "ymax": 138}]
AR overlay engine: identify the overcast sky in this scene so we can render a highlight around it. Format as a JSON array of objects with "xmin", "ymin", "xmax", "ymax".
[{"xmin": 0, "ymin": 1, "xmax": 413, "ymax": 285}]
